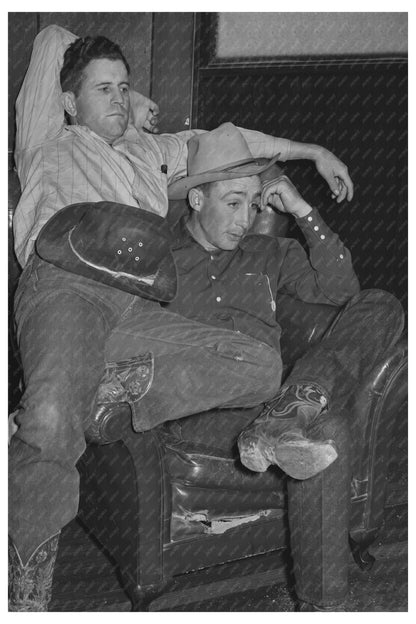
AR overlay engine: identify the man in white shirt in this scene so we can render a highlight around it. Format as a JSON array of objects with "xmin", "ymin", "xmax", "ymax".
[{"xmin": 9, "ymin": 24, "xmax": 356, "ymax": 611}]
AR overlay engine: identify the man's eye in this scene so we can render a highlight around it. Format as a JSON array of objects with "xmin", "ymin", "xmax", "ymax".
[
  {"xmin": 100, "ymin": 86, "xmax": 110, "ymax": 93},
  {"xmin": 228, "ymin": 202, "xmax": 239, "ymax": 208},
  {"xmin": 120, "ymin": 86, "xmax": 129, "ymax": 93},
  {"xmin": 251, "ymin": 203, "xmax": 261, "ymax": 212}
]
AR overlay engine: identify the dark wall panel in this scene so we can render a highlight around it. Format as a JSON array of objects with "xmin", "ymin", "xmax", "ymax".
[
  {"xmin": 8, "ymin": 13, "xmax": 38, "ymax": 153},
  {"xmin": 151, "ymin": 13, "xmax": 194, "ymax": 133},
  {"xmin": 195, "ymin": 64, "xmax": 407, "ymax": 309}
]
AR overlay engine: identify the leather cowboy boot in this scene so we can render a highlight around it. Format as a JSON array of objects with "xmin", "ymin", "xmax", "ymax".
[
  {"xmin": 8, "ymin": 533, "xmax": 60, "ymax": 611},
  {"xmin": 238, "ymin": 384, "xmax": 337, "ymax": 480}
]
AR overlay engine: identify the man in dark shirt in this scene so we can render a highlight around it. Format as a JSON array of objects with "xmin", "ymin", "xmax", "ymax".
[
  {"xmin": 161, "ymin": 123, "xmax": 403, "ymax": 610},
  {"xmin": 102, "ymin": 122, "xmax": 403, "ymax": 610},
  {"xmin": 165, "ymin": 123, "xmax": 401, "ymax": 481}
]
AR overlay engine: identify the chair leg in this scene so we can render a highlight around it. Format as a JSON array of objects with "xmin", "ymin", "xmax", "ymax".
[{"xmin": 349, "ymin": 532, "xmax": 377, "ymax": 571}]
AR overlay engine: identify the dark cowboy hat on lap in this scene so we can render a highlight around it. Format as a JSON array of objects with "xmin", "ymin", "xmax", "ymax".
[
  {"xmin": 168, "ymin": 122, "xmax": 281, "ymax": 200},
  {"xmin": 36, "ymin": 201, "xmax": 177, "ymax": 302}
]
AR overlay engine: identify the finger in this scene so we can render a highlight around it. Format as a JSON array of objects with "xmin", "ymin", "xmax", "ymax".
[
  {"xmin": 263, "ymin": 191, "xmax": 285, "ymax": 212},
  {"xmin": 149, "ymin": 100, "xmax": 160, "ymax": 116},
  {"xmin": 336, "ymin": 179, "xmax": 347, "ymax": 203},
  {"xmin": 143, "ymin": 122, "xmax": 160, "ymax": 134},
  {"xmin": 344, "ymin": 173, "xmax": 354, "ymax": 201},
  {"xmin": 321, "ymin": 169, "xmax": 340, "ymax": 198},
  {"xmin": 261, "ymin": 187, "xmax": 280, "ymax": 208},
  {"xmin": 336, "ymin": 166, "xmax": 354, "ymax": 200},
  {"xmin": 335, "ymin": 170, "xmax": 354, "ymax": 201}
]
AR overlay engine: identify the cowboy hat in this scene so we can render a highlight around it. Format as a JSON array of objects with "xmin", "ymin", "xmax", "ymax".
[
  {"xmin": 36, "ymin": 201, "xmax": 177, "ymax": 302},
  {"xmin": 168, "ymin": 122, "xmax": 281, "ymax": 200}
]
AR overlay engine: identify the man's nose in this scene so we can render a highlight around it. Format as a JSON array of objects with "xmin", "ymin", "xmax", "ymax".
[
  {"xmin": 111, "ymin": 89, "xmax": 125, "ymax": 106},
  {"xmin": 236, "ymin": 205, "xmax": 251, "ymax": 229}
]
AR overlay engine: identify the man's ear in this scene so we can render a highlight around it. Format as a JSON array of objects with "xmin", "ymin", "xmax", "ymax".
[
  {"xmin": 188, "ymin": 188, "xmax": 203, "ymax": 212},
  {"xmin": 61, "ymin": 91, "xmax": 78, "ymax": 120}
]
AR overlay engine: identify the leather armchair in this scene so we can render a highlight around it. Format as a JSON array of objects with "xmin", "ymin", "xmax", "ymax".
[
  {"xmin": 76, "ymin": 200, "xmax": 407, "ymax": 611},
  {"xmin": 8, "ymin": 167, "xmax": 407, "ymax": 611}
]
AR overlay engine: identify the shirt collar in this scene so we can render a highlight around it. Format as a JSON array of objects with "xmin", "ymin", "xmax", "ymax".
[{"xmin": 171, "ymin": 216, "xmax": 202, "ymax": 250}]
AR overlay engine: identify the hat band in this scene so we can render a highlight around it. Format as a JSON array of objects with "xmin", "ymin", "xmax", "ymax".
[{"xmin": 68, "ymin": 228, "xmax": 157, "ymax": 286}]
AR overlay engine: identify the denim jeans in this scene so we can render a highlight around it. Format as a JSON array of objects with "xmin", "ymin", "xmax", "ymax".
[
  {"xmin": 105, "ymin": 305, "xmax": 282, "ymax": 431},
  {"xmin": 9, "ymin": 256, "xmax": 281, "ymax": 564},
  {"xmin": 283, "ymin": 289, "xmax": 404, "ymax": 607},
  {"xmin": 10, "ymin": 253, "xmax": 404, "ymax": 608}
]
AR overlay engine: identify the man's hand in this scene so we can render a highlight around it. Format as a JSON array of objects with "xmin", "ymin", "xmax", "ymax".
[
  {"xmin": 129, "ymin": 91, "xmax": 160, "ymax": 134},
  {"xmin": 262, "ymin": 175, "xmax": 312, "ymax": 218},
  {"xmin": 313, "ymin": 147, "xmax": 353, "ymax": 203}
]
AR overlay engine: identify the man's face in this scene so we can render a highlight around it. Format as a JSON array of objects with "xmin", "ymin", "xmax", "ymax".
[
  {"xmin": 71, "ymin": 58, "xmax": 130, "ymax": 144},
  {"xmin": 193, "ymin": 176, "xmax": 262, "ymax": 251}
]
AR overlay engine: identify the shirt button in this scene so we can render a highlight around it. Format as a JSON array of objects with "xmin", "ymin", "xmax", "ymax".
[
  {"xmin": 339, "ymin": 254, "xmax": 344, "ymax": 259},
  {"xmin": 216, "ymin": 296, "xmax": 222, "ymax": 303},
  {"xmin": 314, "ymin": 225, "xmax": 319, "ymax": 231},
  {"xmin": 307, "ymin": 216, "xmax": 313, "ymax": 222},
  {"xmin": 211, "ymin": 275, "xmax": 217, "ymax": 280},
  {"xmin": 320, "ymin": 234, "xmax": 325, "ymax": 240}
]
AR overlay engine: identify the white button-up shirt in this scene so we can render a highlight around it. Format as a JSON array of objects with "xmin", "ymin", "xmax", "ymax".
[{"xmin": 14, "ymin": 25, "xmax": 291, "ymax": 267}]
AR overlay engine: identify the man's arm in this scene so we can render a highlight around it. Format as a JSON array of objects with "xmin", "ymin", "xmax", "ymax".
[
  {"xmin": 264, "ymin": 175, "xmax": 359, "ymax": 305},
  {"xmin": 15, "ymin": 25, "xmax": 76, "ymax": 156},
  {"xmin": 159, "ymin": 125, "xmax": 353, "ymax": 202},
  {"xmin": 238, "ymin": 129, "xmax": 353, "ymax": 203}
]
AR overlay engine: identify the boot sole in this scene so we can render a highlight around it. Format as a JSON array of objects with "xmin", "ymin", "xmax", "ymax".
[{"xmin": 239, "ymin": 438, "xmax": 338, "ymax": 480}]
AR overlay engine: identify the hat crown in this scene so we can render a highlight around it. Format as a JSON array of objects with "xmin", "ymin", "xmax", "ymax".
[
  {"xmin": 168, "ymin": 123, "xmax": 281, "ymax": 200},
  {"xmin": 187, "ymin": 123, "xmax": 254, "ymax": 176}
]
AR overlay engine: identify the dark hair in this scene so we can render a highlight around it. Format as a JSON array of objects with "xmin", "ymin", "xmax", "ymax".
[
  {"xmin": 60, "ymin": 35, "xmax": 130, "ymax": 95},
  {"xmin": 193, "ymin": 182, "xmax": 216, "ymax": 197}
]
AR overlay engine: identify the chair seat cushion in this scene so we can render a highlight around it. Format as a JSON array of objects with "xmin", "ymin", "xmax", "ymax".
[{"xmin": 158, "ymin": 409, "xmax": 287, "ymax": 542}]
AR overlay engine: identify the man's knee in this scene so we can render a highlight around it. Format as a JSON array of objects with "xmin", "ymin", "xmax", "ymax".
[
  {"xmin": 356, "ymin": 289, "xmax": 404, "ymax": 331},
  {"xmin": 213, "ymin": 337, "xmax": 282, "ymax": 398},
  {"xmin": 14, "ymin": 399, "xmax": 85, "ymax": 458}
]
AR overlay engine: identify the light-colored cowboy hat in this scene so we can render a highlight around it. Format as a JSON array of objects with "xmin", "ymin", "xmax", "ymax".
[
  {"xmin": 168, "ymin": 122, "xmax": 281, "ymax": 200},
  {"xmin": 36, "ymin": 201, "xmax": 177, "ymax": 302}
]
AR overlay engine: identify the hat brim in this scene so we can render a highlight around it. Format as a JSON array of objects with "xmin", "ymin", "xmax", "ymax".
[
  {"xmin": 168, "ymin": 153, "xmax": 281, "ymax": 200},
  {"xmin": 36, "ymin": 203, "xmax": 177, "ymax": 302}
]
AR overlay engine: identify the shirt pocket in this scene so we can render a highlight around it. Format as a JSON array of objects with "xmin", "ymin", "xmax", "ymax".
[
  {"xmin": 232, "ymin": 272, "xmax": 277, "ymax": 323},
  {"xmin": 132, "ymin": 167, "xmax": 169, "ymax": 218}
]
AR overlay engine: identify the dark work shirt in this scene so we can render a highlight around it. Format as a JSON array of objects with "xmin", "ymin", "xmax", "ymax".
[{"xmin": 164, "ymin": 208, "xmax": 360, "ymax": 352}]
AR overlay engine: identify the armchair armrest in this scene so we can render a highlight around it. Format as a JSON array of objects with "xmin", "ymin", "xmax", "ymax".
[
  {"xmin": 84, "ymin": 403, "xmax": 134, "ymax": 445},
  {"xmin": 350, "ymin": 336, "xmax": 407, "ymax": 482},
  {"xmin": 349, "ymin": 336, "xmax": 407, "ymax": 538}
]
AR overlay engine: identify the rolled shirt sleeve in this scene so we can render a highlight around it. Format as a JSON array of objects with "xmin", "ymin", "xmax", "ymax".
[{"xmin": 15, "ymin": 25, "xmax": 76, "ymax": 162}]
